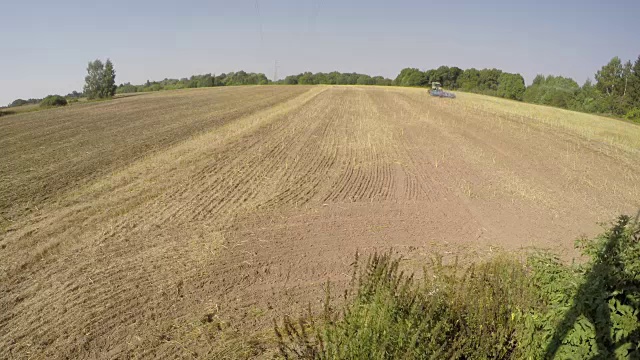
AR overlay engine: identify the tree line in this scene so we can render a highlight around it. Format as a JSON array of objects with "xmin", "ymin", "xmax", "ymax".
[
  {"xmin": 393, "ymin": 56, "xmax": 640, "ymax": 121},
  {"xmin": 8, "ymin": 90, "xmax": 82, "ymax": 108},
  {"xmin": 8, "ymin": 98, "xmax": 42, "ymax": 107},
  {"xmin": 6, "ymin": 55, "xmax": 639, "ymax": 122},
  {"xmin": 6, "ymin": 59, "xmax": 116, "ymax": 107},
  {"xmin": 115, "ymin": 71, "xmax": 270, "ymax": 94},
  {"xmin": 115, "ymin": 71, "xmax": 394, "ymax": 94},
  {"xmin": 277, "ymin": 72, "xmax": 394, "ymax": 86}
]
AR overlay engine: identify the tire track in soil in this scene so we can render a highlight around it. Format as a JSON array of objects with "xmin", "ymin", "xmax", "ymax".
[
  {"xmin": 2, "ymin": 86, "xmax": 639, "ymax": 359},
  {"xmin": 1, "ymin": 88, "xmax": 332, "ymax": 358},
  {"xmin": 321, "ymin": 89, "xmax": 400, "ymax": 203}
]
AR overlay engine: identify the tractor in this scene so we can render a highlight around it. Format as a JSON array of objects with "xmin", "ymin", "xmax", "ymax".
[{"xmin": 429, "ymin": 82, "xmax": 456, "ymax": 98}]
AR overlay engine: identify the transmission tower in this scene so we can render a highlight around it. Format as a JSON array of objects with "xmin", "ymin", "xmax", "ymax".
[{"xmin": 273, "ymin": 60, "xmax": 280, "ymax": 82}]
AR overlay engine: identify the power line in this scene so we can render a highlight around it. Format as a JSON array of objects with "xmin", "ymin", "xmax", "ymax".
[
  {"xmin": 255, "ymin": 0, "xmax": 264, "ymax": 43},
  {"xmin": 308, "ymin": 0, "xmax": 320, "ymax": 34}
]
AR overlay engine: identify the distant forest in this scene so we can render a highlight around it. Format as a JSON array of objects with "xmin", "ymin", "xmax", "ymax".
[
  {"xmin": 277, "ymin": 72, "xmax": 394, "ymax": 86},
  {"xmin": 7, "ymin": 55, "xmax": 640, "ymax": 122},
  {"xmin": 115, "ymin": 71, "xmax": 270, "ymax": 94},
  {"xmin": 112, "ymin": 71, "xmax": 392, "ymax": 94},
  {"xmin": 393, "ymin": 56, "xmax": 640, "ymax": 120}
]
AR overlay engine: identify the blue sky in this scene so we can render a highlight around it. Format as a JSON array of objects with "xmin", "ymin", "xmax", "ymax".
[{"xmin": 1, "ymin": 0, "xmax": 638, "ymax": 105}]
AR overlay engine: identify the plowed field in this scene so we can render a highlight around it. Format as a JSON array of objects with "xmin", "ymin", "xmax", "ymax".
[{"xmin": 1, "ymin": 86, "xmax": 639, "ymax": 358}]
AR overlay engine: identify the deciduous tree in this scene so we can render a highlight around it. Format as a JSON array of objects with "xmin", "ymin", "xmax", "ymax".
[
  {"xmin": 83, "ymin": 59, "xmax": 116, "ymax": 99},
  {"xmin": 497, "ymin": 73, "xmax": 526, "ymax": 100},
  {"xmin": 83, "ymin": 59, "xmax": 104, "ymax": 100},
  {"xmin": 595, "ymin": 57, "xmax": 624, "ymax": 97},
  {"xmin": 102, "ymin": 59, "xmax": 117, "ymax": 98}
]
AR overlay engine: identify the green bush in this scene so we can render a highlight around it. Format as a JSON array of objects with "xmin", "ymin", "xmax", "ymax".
[
  {"xmin": 40, "ymin": 95, "xmax": 68, "ymax": 107},
  {"xmin": 116, "ymin": 83, "xmax": 138, "ymax": 94},
  {"xmin": 9, "ymin": 99, "xmax": 28, "ymax": 107},
  {"xmin": 276, "ymin": 215, "xmax": 640, "ymax": 359},
  {"xmin": 624, "ymin": 108, "xmax": 640, "ymax": 122},
  {"xmin": 276, "ymin": 253, "xmax": 535, "ymax": 359},
  {"xmin": 9, "ymin": 98, "xmax": 40, "ymax": 107},
  {"xmin": 151, "ymin": 84, "xmax": 163, "ymax": 91},
  {"xmin": 532, "ymin": 215, "xmax": 640, "ymax": 359}
]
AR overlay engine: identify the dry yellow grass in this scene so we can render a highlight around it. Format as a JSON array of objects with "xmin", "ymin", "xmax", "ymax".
[
  {"xmin": 1, "ymin": 85, "xmax": 639, "ymax": 358},
  {"xmin": 0, "ymin": 103, "xmax": 41, "ymax": 117},
  {"xmin": 454, "ymin": 91, "xmax": 640, "ymax": 154}
]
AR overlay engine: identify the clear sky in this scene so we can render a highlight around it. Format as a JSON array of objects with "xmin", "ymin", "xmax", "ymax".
[{"xmin": 1, "ymin": 0, "xmax": 638, "ymax": 105}]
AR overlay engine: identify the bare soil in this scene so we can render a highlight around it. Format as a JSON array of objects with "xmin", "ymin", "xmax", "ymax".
[{"xmin": 1, "ymin": 86, "xmax": 639, "ymax": 358}]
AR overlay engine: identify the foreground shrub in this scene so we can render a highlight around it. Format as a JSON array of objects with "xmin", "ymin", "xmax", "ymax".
[
  {"xmin": 275, "ymin": 215, "xmax": 640, "ymax": 359},
  {"xmin": 533, "ymin": 215, "xmax": 640, "ymax": 359},
  {"xmin": 625, "ymin": 108, "xmax": 640, "ymax": 123},
  {"xmin": 40, "ymin": 95, "xmax": 68, "ymax": 107}
]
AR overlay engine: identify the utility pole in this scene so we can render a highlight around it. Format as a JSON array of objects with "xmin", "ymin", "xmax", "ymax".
[{"xmin": 273, "ymin": 60, "xmax": 279, "ymax": 83}]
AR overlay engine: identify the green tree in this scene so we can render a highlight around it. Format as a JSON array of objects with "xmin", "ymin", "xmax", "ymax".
[
  {"xmin": 298, "ymin": 72, "xmax": 315, "ymax": 85},
  {"xmin": 337, "ymin": 74, "xmax": 349, "ymax": 84},
  {"xmin": 116, "ymin": 83, "xmax": 138, "ymax": 94},
  {"xmin": 357, "ymin": 75, "xmax": 374, "ymax": 85},
  {"xmin": 531, "ymin": 74, "xmax": 545, "ymax": 86},
  {"xmin": 571, "ymin": 79, "xmax": 604, "ymax": 113},
  {"xmin": 446, "ymin": 66, "xmax": 463, "ymax": 89},
  {"xmin": 9, "ymin": 99, "xmax": 29, "ymax": 107},
  {"xmin": 347, "ymin": 73, "xmax": 359, "ymax": 85},
  {"xmin": 83, "ymin": 59, "xmax": 116, "ymax": 99},
  {"xmin": 497, "ymin": 73, "xmax": 526, "ymax": 100},
  {"xmin": 477, "ymin": 68, "xmax": 503, "ymax": 93},
  {"xmin": 424, "ymin": 69, "xmax": 436, "ymax": 85},
  {"xmin": 523, "ymin": 75, "xmax": 580, "ymax": 109},
  {"xmin": 314, "ymin": 73, "xmax": 328, "ymax": 84},
  {"xmin": 431, "ymin": 66, "xmax": 462, "ymax": 88},
  {"xmin": 457, "ymin": 68, "xmax": 481, "ymax": 91},
  {"xmin": 215, "ymin": 73, "xmax": 227, "ymax": 85},
  {"xmin": 40, "ymin": 95, "xmax": 68, "ymax": 107},
  {"xmin": 394, "ymin": 68, "xmax": 426, "ymax": 87},
  {"xmin": 327, "ymin": 72, "xmax": 340, "ymax": 84},
  {"xmin": 594, "ymin": 56, "xmax": 634, "ymax": 114},
  {"xmin": 622, "ymin": 60, "xmax": 632, "ymax": 97},
  {"xmin": 284, "ymin": 75, "xmax": 298, "ymax": 85},
  {"xmin": 83, "ymin": 59, "xmax": 104, "ymax": 100},
  {"xmin": 101, "ymin": 59, "xmax": 117, "ymax": 98},
  {"xmin": 628, "ymin": 56, "xmax": 640, "ymax": 108},
  {"xmin": 433, "ymin": 66, "xmax": 450, "ymax": 86},
  {"xmin": 197, "ymin": 74, "xmax": 214, "ymax": 88},
  {"xmin": 373, "ymin": 76, "xmax": 392, "ymax": 86},
  {"xmin": 595, "ymin": 57, "xmax": 624, "ymax": 97}
]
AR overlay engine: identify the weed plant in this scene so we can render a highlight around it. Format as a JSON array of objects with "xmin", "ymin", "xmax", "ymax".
[{"xmin": 275, "ymin": 215, "xmax": 640, "ymax": 359}]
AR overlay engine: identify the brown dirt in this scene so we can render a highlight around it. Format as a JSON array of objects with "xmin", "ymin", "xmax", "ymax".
[
  {"xmin": 0, "ymin": 86, "xmax": 311, "ymax": 224},
  {"xmin": 1, "ymin": 86, "xmax": 639, "ymax": 358}
]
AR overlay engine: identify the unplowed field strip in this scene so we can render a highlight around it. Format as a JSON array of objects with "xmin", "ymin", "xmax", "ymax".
[{"xmin": 1, "ymin": 86, "xmax": 639, "ymax": 358}]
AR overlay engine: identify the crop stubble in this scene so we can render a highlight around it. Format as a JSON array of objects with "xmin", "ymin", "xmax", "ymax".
[{"xmin": 1, "ymin": 86, "xmax": 639, "ymax": 358}]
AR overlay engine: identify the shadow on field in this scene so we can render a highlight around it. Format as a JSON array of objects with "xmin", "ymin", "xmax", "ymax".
[
  {"xmin": 0, "ymin": 109, "xmax": 17, "ymax": 117},
  {"xmin": 544, "ymin": 211, "xmax": 640, "ymax": 359},
  {"xmin": 113, "ymin": 92, "xmax": 151, "ymax": 100}
]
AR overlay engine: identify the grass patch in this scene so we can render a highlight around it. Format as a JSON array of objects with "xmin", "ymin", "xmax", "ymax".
[
  {"xmin": 455, "ymin": 92, "xmax": 640, "ymax": 154},
  {"xmin": 276, "ymin": 215, "xmax": 640, "ymax": 359},
  {"xmin": 0, "ymin": 109, "xmax": 17, "ymax": 117}
]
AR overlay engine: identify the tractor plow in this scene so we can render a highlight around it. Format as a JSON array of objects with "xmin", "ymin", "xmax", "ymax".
[{"xmin": 429, "ymin": 82, "xmax": 456, "ymax": 98}]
